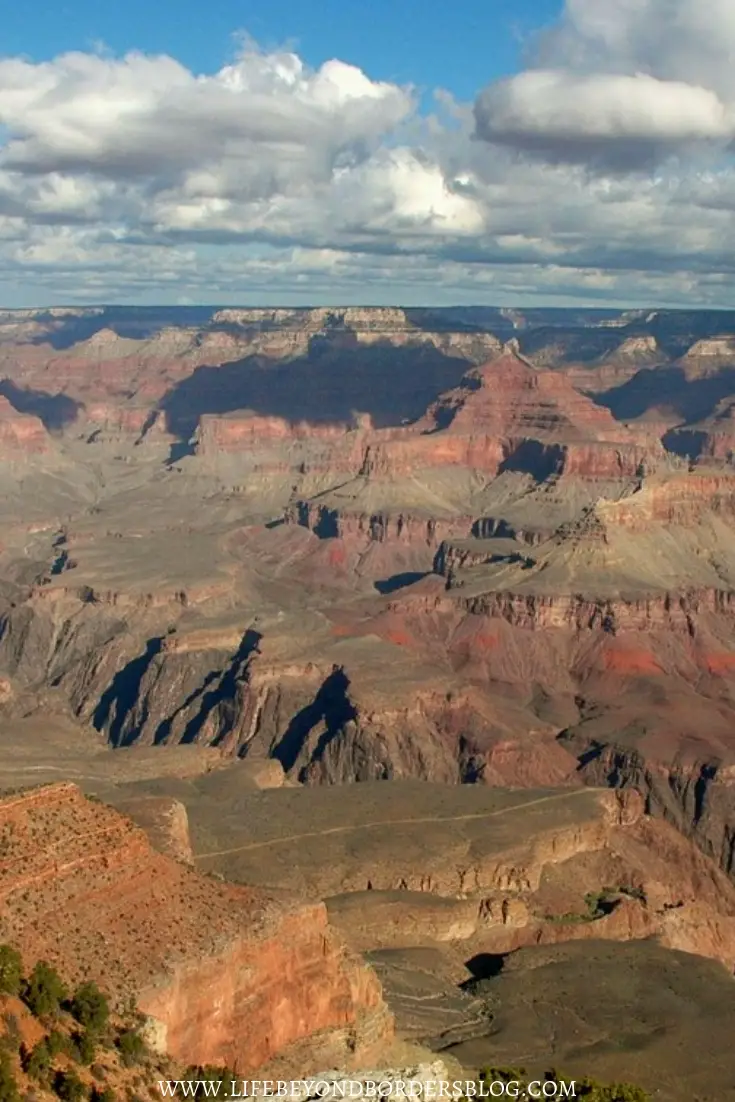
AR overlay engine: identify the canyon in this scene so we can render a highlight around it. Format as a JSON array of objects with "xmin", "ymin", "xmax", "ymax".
[{"xmin": 3, "ymin": 304, "xmax": 735, "ymax": 1091}]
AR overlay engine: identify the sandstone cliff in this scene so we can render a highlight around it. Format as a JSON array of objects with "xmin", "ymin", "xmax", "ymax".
[
  {"xmin": 0, "ymin": 396, "xmax": 52, "ymax": 455},
  {"xmin": 0, "ymin": 783, "xmax": 391, "ymax": 1073}
]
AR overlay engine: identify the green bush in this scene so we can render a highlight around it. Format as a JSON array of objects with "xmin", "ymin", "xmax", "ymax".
[
  {"xmin": 21, "ymin": 1042, "xmax": 50, "ymax": 1082},
  {"xmin": 70, "ymin": 1031, "xmax": 97, "ymax": 1067},
  {"xmin": 22, "ymin": 963, "xmax": 67, "ymax": 1018},
  {"xmin": 69, "ymin": 984, "xmax": 109, "ymax": 1034},
  {"xmin": 91, "ymin": 1089, "xmax": 115, "ymax": 1102},
  {"xmin": 0, "ymin": 1052, "xmax": 18, "ymax": 1102},
  {"xmin": 46, "ymin": 1032, "xmax": 69, "ymax": 1059},
  {"xmin": 54, "ymin": 1070, "xmax": 87, "ymax": 1102},
  {"xmin": 0, "ymin": 948, "xmax": 23, "ymax": 997},
  {"xmin": 475, "ymin": 1070, "xmax": 649, "ymax": 1102},
  {"xmin": 577, "ymin": 1082, "xmax": 649, "ymax": 1101},
  {"xmin": 185, "ymin": 1069, "xmax": 238, "ymax": 1099},
  {"xmin": 116, "ymin": 1030, "xmax": 146, "ymax": 1067},
  {"xmin": 479, "ymin": 1067, "xmax": 526, "ymax": 1084}
]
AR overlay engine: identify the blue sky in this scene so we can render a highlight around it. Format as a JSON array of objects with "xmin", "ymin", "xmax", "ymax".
[
  {"xmin": 1, "ymin": 0, "xmax": 735, "ymax": 308},
  {"xmin": 3, "ymin": 0, "xmax": 561, "ymax": 104}
]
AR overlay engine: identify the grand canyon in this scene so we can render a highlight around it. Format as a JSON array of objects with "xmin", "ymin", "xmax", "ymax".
[{"xmin": 3, "ymin": 304, "xmax": 735, "ymax": 1099}]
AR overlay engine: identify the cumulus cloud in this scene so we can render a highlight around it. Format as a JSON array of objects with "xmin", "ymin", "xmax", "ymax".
[
  {"xmin": 3, "ymin": 19, "xmax": 735, "ymax": 305},
  {"xmin": 475, "ymin": 72, "xmax": 732, "ymax": 170},
  {"xmin": 0, "ymin": 46, "xmax": 412, "ymax": 181},
  {"xmin": 475, "ymin": 0, "xmax": 735, "ymax": 170}
]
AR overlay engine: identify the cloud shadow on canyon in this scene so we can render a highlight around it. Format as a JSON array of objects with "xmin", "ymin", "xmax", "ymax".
[
  {"xmin": 0, "ymin": 377, "xmax": 82, "ymax": 430},
  {"xmin": 596, "ymin": 365, "xmax": 735, "ymax": 424},
  {"xmin": 159, "ymin": 339, "xmax": 475, "ymax": 440}
]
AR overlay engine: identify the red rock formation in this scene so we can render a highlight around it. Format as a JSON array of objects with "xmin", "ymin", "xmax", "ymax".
[
  {"xmin": 352, "ymin": 346, "xmax": 661, "ymax": 480},
  {"xmin": 593, "ymin": 470, "xmax": 735, "ymax": 528},
  {"xmin": 79, "ymin": 404, "xmax": 172, "ymax": 445},
  {"xmin": 190, "ymin": 345, "xmax": 661, "ymax": 485},
  {"xmin": 666, "ymin": 397, "xmax": 735, "ymax": 462},
  {"xmin": 195, "ymin": 413, "xmax": 349, "ymax": 454},
  {"xmin": 0, "ymin": 309, "xmax": 501, "ymax": 442},
  {"xmin": 419, "ymin": 347, "xmax": 636, "ymax": 440},
  {"xmin": 0, "ymin": 783, "xmax": 391, "ymax": 1073},
  {"xmin": 0, "ymin": 396, "xmax": 51, "ymax": 455}
]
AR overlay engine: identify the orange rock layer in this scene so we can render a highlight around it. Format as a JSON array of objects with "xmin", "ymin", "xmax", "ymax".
[
  {"xmin": 0, "ymin": 783, "xmax": 391, "ymax": 1073},
  {"xmin": 0, "ymin": 396, "xmax": 51, "ymax": 454}
]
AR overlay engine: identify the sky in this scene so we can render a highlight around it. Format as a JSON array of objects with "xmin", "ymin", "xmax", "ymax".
[{"xmin": 2, "ymin": 0, "xmax": 735, "ymax": 308}]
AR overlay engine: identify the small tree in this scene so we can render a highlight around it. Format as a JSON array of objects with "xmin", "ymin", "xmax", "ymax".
[
  {"xmin": 21, "ymin": 1042, "xmax": 50, "ymax": 1083},
  {"xmin": 0, "ymin": 947, "xmax": 23, "ymax": 997},
  {"xmin": 46, "ymin": 1032, "xmax": 69, "ymax": 1059},
  {"xmin": 116, "ymin": 1030, "xmax": 145, "ymax": 1067},
  {"xmin": 188, "ymin": 1070, "xmax": 238, "ymax": 1100},
  {"xmin": 69, "ymin": 983, "xmax": 109, "ymax": 1034},
  {"xmin": 54, "ymin": 1071, "xmax": 87, "ymax": 1102},
  {"xmin": 22, "ymin": 962, "xmax": 66, "ymax": 1018},
  {"xmin": 577, "ymin": 1080, "xmax": 650, "ymax": 1101},
  {"xmin": 71, "ymin": 1031, "xmax": 96, "ymax": 1067}
]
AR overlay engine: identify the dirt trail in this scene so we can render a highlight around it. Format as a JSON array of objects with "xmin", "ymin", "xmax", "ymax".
[{"xmin": 194, "ymin": 788, "xmax": 591, "ymax": 860}]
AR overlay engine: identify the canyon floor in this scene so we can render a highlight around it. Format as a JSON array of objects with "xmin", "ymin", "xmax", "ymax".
[{"xmin": 3, "ymin": 305, "xmax": 735, "ymax": 1097}]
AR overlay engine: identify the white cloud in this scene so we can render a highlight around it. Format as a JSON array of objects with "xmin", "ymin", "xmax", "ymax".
[
  {"xmin": 2, "ymin": 18, "xmax": 735, "ymax": 305},
  {"xmin": 475, "ymin": 0, "xmax": 735, "ymax": 169},
  {"xmin": 0, "ymin": 46, "xmax": 412, "ymax": 182},
  {"xmin": 538, "ymin": 0, "xmax": 735, "ymax": 100},
  {"xmin": 475, "ymin": 72, "xmax": 732, "ymax": 169}
]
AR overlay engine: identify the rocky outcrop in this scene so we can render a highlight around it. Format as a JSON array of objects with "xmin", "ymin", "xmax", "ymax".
[
  {"xmin": 0, "ymin": 396, "xmax": 52, "ymax": 455},
  {"xmin": 112, "ymin": 795, "xmax": 195, "ymax": 863},
  {"xmin": 608, "ymin": 335, "xmax": 661, "ymax": 363},
  {"xmin": 290, "ymin": 504, "xmax": 472, "ymax": 553},
  {"xmin": 665, "ymin": 398, "xmax": 735, "ymax": 462},
  {"xmin": 210, "ymin": 307, "xmax": 503, "ymax": 362},
  {"xmin": 79, "ymin": 404, "xmax": 172, "ymax": 445},
  {"xmin": 185, "ymin": 780, "xmax": 735, "ymax": 972},
  {"xmin": 195, "ymin": 413, "xmax": 348, "ymax": 454},
  {"xmin": 252, "ymin": 347, "xmax": 665, "ymax": 566},
  {"xmin": 5, "ymin": 304, "xmax": 735, "ymax": 919},
  {"xmin": 0, "ymin": 308, "xmax": 501, "ymax": 443},
  {"xmin": 682, "ymin": 337, "xmax": 735, "ymax": 362},
  {"xmin": 560, "ymin": 734, "xmax": 735, "ymax": 879},
  {"xmin": 352, "ymin": 344, "xmax": 664, "ymax": 481},
  {"xmin": 587, "ymin": 469, "xmax": 735, "ymax": 527},
  {"xmin": 0, "ymin": 783, "xmax": 392, "ymax": 1073}
]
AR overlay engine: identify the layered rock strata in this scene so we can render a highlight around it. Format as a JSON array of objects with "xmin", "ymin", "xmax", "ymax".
[{"xmin": 0, "ymin": 783, "xmax": 391, "ymax": 1073}]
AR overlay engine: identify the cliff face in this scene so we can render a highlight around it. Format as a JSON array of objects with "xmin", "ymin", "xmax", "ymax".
[
  {"xmin": 665, "ymin": 399, "xmax": 735, "ymax": 462},
  {"xmin": 195, "ymin": 413, "xmax": 348, "ymax": 454},
  {"xmin": 80, "ymin": 404, "xmax": 172, "ymax": 446},
  {"xmin": 353, "ymin": 347, "xmax": 662, "ymax": 481},
  {"xmin": 0, "ymin": 783, "xmax": 391, "ymax": 1073},
  {"xmin": 0, "ymin": 396, "xmax": 52, "ymax": 455},
  {"xmin": 682, "ymin": 337, "xmax": 735, "ymax": 363},
  {"xmin": 185, "ymin": 781, "xmax": 735, "ymax": 973},
  {"xmin": 137, "ymin": 907, "xmax": 389, "ymax": 1073},
  {"xmin": 419, "ymin": 349, "xmax": 647, "ymax": 444},
  {"xmin": 560, "ymin": 736, "xmax": 735, "ymax": 882}
]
